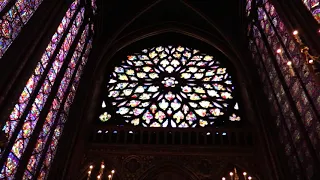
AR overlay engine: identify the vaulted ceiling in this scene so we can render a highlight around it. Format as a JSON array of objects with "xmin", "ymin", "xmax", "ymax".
[
  {"xmin": 97, "ymin": 0, "xmax": 245, "ymax": 45},
  {"xmin": 93, "ymin": 0, "xmax": 252, "ymax": 81}
]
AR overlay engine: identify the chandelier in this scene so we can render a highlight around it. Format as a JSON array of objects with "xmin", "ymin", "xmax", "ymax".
[
  {"xmin": 276, "ymin": 30, "xmax": 320, "ymax": 84},
  {"xmin": 222, "ymin": 168, "xmax": 253, "ymax": 180},
  {"xmin": 87, "ymin": 161, "xmax": 115, "ymax": 180}
]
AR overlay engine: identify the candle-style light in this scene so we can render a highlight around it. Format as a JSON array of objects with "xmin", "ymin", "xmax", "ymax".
[
  {"xmin": 222, "ymin": 167, "xmax": 253, "ymax": 180},
  {"xmin": 97, "ymin": 161, "xmax": 105, "ymax": 179},
  {"xmin": 87, "ymin": 165, "xmax": 93, "ymax": 180},
  {"xmin": 111, "ymin": 169, "xmax": 115, "ymax": 179},
  {"xmin": 292, "ymin": 29, "xmax": 320, "ymax": 84},
  {"xmin": 243, "ymin": 172, "xmax": 247, "ymax": 180},
  {"xmin": 230, "ymin": 172, "xmax": 234, "ymax": 180},
  {"xmin": 86, "ymin": 163, "xmax": 116, "ymax": 180},
  {"xmin": 276, "ymin": 48, "xmax": 295, "ymax": 76}
]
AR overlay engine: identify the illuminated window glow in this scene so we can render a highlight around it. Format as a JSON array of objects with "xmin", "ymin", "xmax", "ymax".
[
  {"xmin": 0, "ymin": 0, "xmax": 10, "ymax": 12},
  {"xmin": 103, "ymin": 46, "xmax": 241, "ymax": 127},
  {"xmin": 0, "ymin": 0, "xmax": 95, "ymax": 178},
  {"xmin": 0, "ymin": 0, "xmax": 44, "ymax": 58},
  {"xmin": 303, "ymin": 0, "xmax": 320, "ymax": 23},
  {"xmin": 246, "ymin": 0, "xmax": 320, "ymax": 178}
]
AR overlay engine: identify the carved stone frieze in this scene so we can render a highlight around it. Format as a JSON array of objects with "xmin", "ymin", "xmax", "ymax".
[{"xmin": 82, "ymin": 146, "xmax": 258, "ymax": 180}]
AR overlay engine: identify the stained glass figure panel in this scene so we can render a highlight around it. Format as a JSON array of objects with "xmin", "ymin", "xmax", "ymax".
[
  {"xmin": 0, "ymin": 0, "xmax": 10, "ymax": 12},
  {"xmin": 303, "ymin": 0, "xmax": 320, "ymax": 23},
  {"xmin": 0, "ymin": 0, "xmax": 44, "ymax": 58},
  {"xmin": 104, "ymin": 46, "xmax": 241, "ymax": 128}
]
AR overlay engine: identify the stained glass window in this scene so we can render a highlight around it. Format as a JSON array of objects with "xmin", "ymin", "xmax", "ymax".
[
  {"xmin": 247, "ymin": 0, "xmax": 320, "ymax": 178},
  {"xmin": 0, "ymin": 0, "xmax": 10, "ymax": 12},
  {"xmin": 249, "ymin": 25, "xmax": 310, "ymax": 179},
  {"xmin": 0, "ymin": 0, "xmax": 95, "ymax": 178},
  {"xmin": 101, "ymin": 46, "xmax": 241, "ymax": 128},
  {"xmin": 3, "ymin": 0, "xmax": 80, "ymax": 144},
  {"xmin": 0, "ymin": 6, "xmax": 85, "ymax": 179},
  {"xmin": 257, "ymin": 0, "xmax": 320, "ymax": 147},
  {"xmin": 23, "ymin": 24, "xmax": 90, "ymax": 179},
  {"xmin": 0, "ymin": 0, "xmax": 44, "ymax": 58},
  {"xmin": 37, "ymin": 36, "xmax": 93, "ymax": 180},
  {"xmin": 302, "ymin": 0, "xmax": 320, "ymax": 23}
]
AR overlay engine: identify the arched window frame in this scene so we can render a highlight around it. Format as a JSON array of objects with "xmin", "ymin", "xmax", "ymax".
[{"xmin": 98, "ymin": 45, "xmax": 243, "ymax": 128}]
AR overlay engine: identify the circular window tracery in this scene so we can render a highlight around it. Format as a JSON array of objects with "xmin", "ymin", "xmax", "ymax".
[{"xmin": 100, "ymin": 45, "xmax": 241, "ymax": 127}]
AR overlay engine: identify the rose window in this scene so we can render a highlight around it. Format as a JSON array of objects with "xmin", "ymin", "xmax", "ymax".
[{"xmin": 101, "ymin": 46, "xmax": 241, "ymax": 127}]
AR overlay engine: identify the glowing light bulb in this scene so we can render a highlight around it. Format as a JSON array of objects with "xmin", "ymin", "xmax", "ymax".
[
  {"xmin": 88, "ymin": 171, "xmax": 91, "ymax": 174},
  {"xmin": 287, "ymin": 61, "xmax": 292, "ymax": 66},
  {"xmin": 243, "ymin": 172, "xmax": 247, "ymax": 176},
  {"xmin": 111, "ymin": 170, "xmax": 115, "ymax": 174},
  {"xmin": 230, "ymin": 172, "xmax": 234, "ymax": 176},
  {"xmin": 97, "ymin": 175, "xmax": 101, "ymax": 179},
  {"xmin": 309, "ymin": 59, "xmax": 314, "ymax": 64},
  {"xmin": 293, "ymin": 30, "xmax": 298, "ymax": 36},
  {"xmin": 101, "ymin": 164, "xmax": 105, "ymax": 169},
  {"xmin": 248, "ymin": 176, "xmax": 252, "ymax": 180},
  {"xmin": 90, "ymin": 165, "xmax": 93, "ymax": 169},
  {"xmin": 276, "ymin": 49, "xmax": 282, "ymax": 54},
  {"xmin": 222, "ymin": 177, "xmax": 226, "ymax": 180},
  {"xmin": 108, "ymin": 175, "xmax": 112, "ymax": 179}
]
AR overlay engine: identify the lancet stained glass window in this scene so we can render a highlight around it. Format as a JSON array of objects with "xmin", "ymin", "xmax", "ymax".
[
  {"xmin": 0, "ymin": 0, "xmax": 44, "ymax": 58},
  {"xmin": 257, "ymin": 0, "xmax": 320, "ymax": 150},
  {"xmin": 37, "ymin": 37, "xmax": 93, "ymax": 179},
  {"xmin": 247, "ymin": 0, "xmax": 320, "ymax": 178},
  {"xmin": 0, "ymin": 0, "xmax": 95, "ymax": 178},
  {"xmin": 102, "ymin": 46, "xmax": 241, "ymax": 128},
  {"xmin": 23, "ymin": 24, "xmax": 90, "ymax": 179},
  {"xmin": 302, "ymin": 0, "xmax": 320, "ymax": 23}
]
